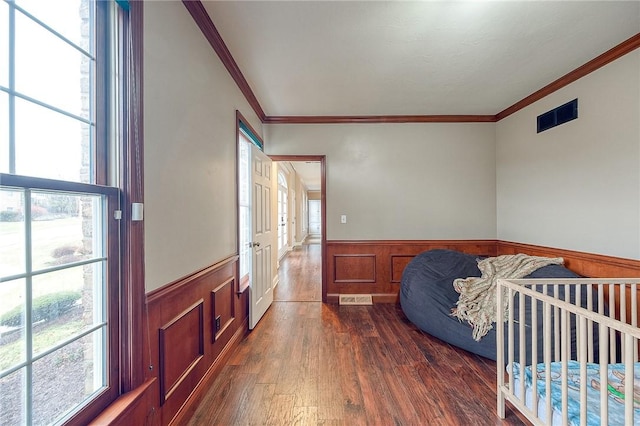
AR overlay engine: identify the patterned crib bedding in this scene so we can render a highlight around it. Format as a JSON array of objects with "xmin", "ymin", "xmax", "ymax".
[{"xmin": 509, "ymin": 361, "xmax": 640, "ymax": 425}]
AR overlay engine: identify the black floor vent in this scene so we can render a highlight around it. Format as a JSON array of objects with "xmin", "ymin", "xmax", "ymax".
[{"xmin": 537, "ymin": 98, "xmax": 578, "ymax": 133}]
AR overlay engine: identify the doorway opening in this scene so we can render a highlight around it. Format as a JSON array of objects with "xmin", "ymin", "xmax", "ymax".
[
  {"xmin": 270, "ymin": 156, "xmax": 327, "ymax": 303},
  {"xmin": 308, "ymin": 199, "xmax": 321, "ymax": 241}
]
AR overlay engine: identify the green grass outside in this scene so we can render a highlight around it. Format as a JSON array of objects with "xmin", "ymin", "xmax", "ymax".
[
  {"xmin": 0, "ymin": 318, "xmax": 84, "ymax": 370},
  {"xmin": 0, "ymin": 217, "xmax": 88, "ymax": 314}
]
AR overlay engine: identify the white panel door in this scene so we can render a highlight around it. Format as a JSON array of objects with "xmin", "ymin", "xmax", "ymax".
[
  {"xmin": 308, "ymin": 199, "xmax": 321, "ymax": 235},
  {"xmin": 250, "ymin": 144, "xmax": 274, "ymax": 329}
]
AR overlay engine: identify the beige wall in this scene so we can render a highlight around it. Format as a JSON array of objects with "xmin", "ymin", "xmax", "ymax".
[
  {"xmin": 265, "ymin": 123, "xmax": 497, "ymax": 240},
  {"xmin": 496, "ymin": 51, "xmax": 640, "ymax": 259},
  {"xmin": 291, "ymin": 168, "xmax": 308, "ymax": 245},
  {"xmin": 143, "ymin": 2, "xmax": 263, "ymax": 291},
  {"xmin": 142, "ymin": 3, "xmax": 640, "ymax": 294},
  {"xmin": 307, "ymin": 191, "xmax": 321, "ymax": 201}
]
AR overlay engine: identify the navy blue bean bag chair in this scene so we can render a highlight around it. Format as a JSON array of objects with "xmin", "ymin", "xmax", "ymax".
[{"xmin": 399, "ymin": 249, "xmax": 593, "ymax": 361}]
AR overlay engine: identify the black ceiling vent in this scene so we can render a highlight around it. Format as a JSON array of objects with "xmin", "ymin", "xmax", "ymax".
[{"xmin": 537, "ymin": 98, "xmax": 578, "ymax": 133}]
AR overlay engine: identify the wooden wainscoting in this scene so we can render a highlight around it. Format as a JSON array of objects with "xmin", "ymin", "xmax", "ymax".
[
  {"xmin": 498, "ymin": 241, "xmax": 640, "ymax": 327},
  {"xmin": 327, "ymin": 240, "xmax": 640, "ymax": 304},
  {"xmin": 89, "ymin": 378, "xmax": 158, "ymax": 426},
  {"xmin": 326, "ymin": 240, "xmax": 497, "ymax": 303},
  {"xmin": 144, "ymin": 255, "xmax": 249, "ymax": 425},
  {"xmin": 497, "ymin": 241, "xmax": 640, "ymax": 278}
]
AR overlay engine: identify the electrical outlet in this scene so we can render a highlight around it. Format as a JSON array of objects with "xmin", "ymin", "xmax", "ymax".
[{"xmin": 215, "ymin": 315, "xmax": 221, "ymax": 332}]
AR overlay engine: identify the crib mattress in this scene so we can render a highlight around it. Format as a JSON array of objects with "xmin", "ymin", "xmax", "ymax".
[{"xmin": 509, "ymin": 361, "xmax": 640, "ymax": 425}]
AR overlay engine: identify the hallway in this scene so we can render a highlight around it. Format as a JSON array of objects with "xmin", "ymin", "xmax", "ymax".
[{"xmin": 274, "ymin": 243, "xmax": 322, "ymax": 302}]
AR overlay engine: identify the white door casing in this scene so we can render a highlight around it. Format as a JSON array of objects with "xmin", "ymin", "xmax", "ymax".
[{"xmin": 250, "ymin": 144, "xmax": 274, "ymax": 329}]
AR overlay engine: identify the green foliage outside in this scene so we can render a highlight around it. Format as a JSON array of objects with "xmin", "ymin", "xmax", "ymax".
[
  {"xmin": 0, "ymin": 211, "xmax": 23, "ymax": 222},
  {"xmin": 0, "ymin": 291, "xmax": 81, "ymax": 327}
]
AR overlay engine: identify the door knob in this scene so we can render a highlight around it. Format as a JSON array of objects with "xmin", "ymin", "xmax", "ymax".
[{"xmin": 249, "ymin": 241, "xmax": 261, "ymax": 247}]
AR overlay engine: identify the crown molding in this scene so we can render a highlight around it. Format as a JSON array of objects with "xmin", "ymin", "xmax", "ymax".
[
  {"xmin": 495, "ymin": 32, "xmax": 640, "ymax": 121},
  {"xmin": 182, "ymin": 0, "xmax": 266, "ymax": 122},
  {"xmin": 263, "ymin": 115, "xmax": 497, "ymax": 124},
  {"xmin": 184, "ymin": 2, "xmax": 639, "ymax": 125}
]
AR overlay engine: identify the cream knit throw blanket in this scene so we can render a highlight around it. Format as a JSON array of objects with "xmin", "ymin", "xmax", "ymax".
[{"xmin": 451, "ymin": 254, "xmax": 564, "ymax": 341}]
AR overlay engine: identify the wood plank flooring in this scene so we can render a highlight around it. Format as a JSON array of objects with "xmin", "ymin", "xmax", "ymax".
[
  {"xmin": 274, "ymin": 244, "xmax": 322, "ymax": 302},
  {"xmin": 187, "ymin": 246, "xmax": 528, "ymax": 425}
]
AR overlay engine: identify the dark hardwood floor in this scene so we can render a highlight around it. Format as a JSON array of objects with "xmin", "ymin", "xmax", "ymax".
[{"xmin": 187, "ymin": 245, "xmax": 528, "ymax": 425}]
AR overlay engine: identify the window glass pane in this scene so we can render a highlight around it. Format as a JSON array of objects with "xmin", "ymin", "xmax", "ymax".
[
  {"xmin": 239, "ymin": 206, "xmax": 250, "ymax": 278},
  {"xmin": 0, "ymin": 0, "xmax": 8, "ymax": 88},
  {"xmin": 31, "ymin": 192, "xmax": 100, "ymax": 271},
  {"xmin": 31, "ymin": 265, "xmax": 94, "ymax": 357},
  {"xmin": 0, "ymin": 368, "xmax": 26, "ymax": 425},
  {"xmin": 14, "ymin": 3, "xmax": 92, "ymax": 120},
  {"xmin": 239, "ymin": 139, "xmax": 249, "ymax": 206},
  {"xmin": 238, "ymin": 137, "xmax": 250, "ymax": 279},
  {"xmin": 14, "ymin": 0, "xmax": 91, "ymax": 51},
  {"xmin": 32, "ymin": 329, "xmax": 105, "ymax": 425},
  {"xmin": 15, "ymin": 98, "xmax": 88, "ymax": 183},
  {"xmin": 0, "ymin": 278, "xmax": 26, "ymax": 371},
  {"xmin": 0, "ymin": 188, "xmax": 25, "ymax": 278},
  {"xmin": 0, "ymin": 91, "xmax": 8, "ymax": 173}
]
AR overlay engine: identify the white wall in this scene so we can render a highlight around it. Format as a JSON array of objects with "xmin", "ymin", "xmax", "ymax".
[
  {"xmin": 143, "ymin": 2, "xmax": 262, "ymax": 291},
  {"xmin": 496, "ymin": 51, "xmax": 640, "ymax": 259},
  {"xmin": 265, "ymin": 123, "xmax": 496, "ymax": 240}
]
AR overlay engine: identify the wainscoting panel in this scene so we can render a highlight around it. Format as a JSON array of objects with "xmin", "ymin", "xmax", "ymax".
[
  {"xmin": 326, "ymin": 240, "xmax": 496, "ymax": 303},
  {"xmin": 390, "ymin": 255, "xmax": 415, "ymax": 283},
  {"xmin": 334, "ymin": 254, "xmax": 376, "ymax": 283},
  {"xmin": 145, "ymin": 255, "xmax": 249, "ymax": 425},
  {"xmin": 212, "ymin": 277, "xmax": 235, "ymax": 342},
  {"xmin": 159, "ymin": 300, "xmax": 204, "ymax": 405}
]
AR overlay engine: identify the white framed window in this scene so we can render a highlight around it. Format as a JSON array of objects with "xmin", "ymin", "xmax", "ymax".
[{"xmin": 277, "ymin": 170, "xmax": 288, "ymax": 257}]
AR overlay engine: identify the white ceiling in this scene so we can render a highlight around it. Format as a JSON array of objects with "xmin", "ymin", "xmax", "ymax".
[
  {"xmin": 290, "ymin": 161, "xmax": 321, "ymax": 191},
  {"xmin": 202, "ymin": 1, "xmax": 639, "ymax": 117}
]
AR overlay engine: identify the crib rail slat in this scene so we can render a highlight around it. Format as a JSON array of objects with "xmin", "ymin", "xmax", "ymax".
[
  {"xmin": 579, "ymin": 316, "xmax": 587, "ymax": 426},
  {"xmin": 561, "ymin": 306, "xmax": 569, "ymax": 425},
  {"xmin": 599, "ymin": 321, "xmax": 609, "ymax": 425},
  {"xmin": 625, "ymin": 332, "xmax": 634, "ymax": 424},
  {"xmin": 545, "ymin": 298, "xmax": 552, "ymax": 425},
  {"xmin": 531, "ymin": 285, "xmax": 538, "ymax": 407},
  {"xmin": 496, "ymin": 278, "xmax": 640, "ymax": 426}
]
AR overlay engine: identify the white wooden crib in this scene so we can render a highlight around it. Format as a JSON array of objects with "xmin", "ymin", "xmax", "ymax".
[{"xmin": 496, "ymin": 278, "xmax": 640, "ymax": 425}]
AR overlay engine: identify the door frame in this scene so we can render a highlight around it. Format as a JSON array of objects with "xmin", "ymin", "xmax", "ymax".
[{"xmin": 269, "ymin": 155, "xmax": 327, "ymax": 303}]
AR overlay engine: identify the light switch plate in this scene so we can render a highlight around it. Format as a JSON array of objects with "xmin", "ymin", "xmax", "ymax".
[{"xmin": 340, "ymin": 215, "xmax": 347, "ymax": 224}]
